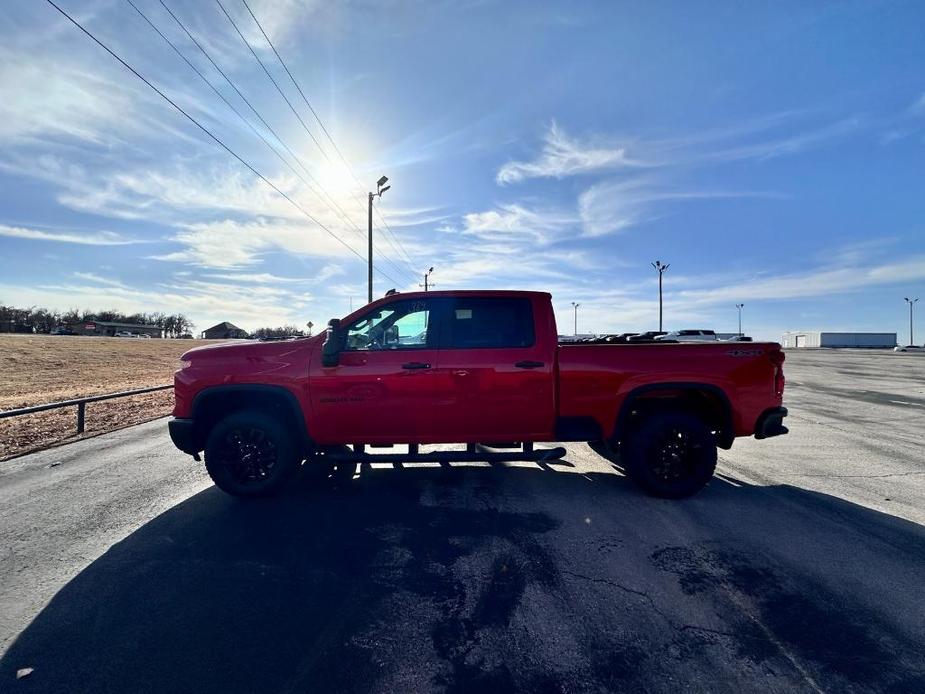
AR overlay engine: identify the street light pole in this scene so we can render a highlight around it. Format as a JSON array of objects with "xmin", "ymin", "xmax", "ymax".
[
  {"xmin": 367, "ymin": 176, "xmax": 391, "ymax": 303},
  {"xmin": 736, "ymin": 303, "xmax": 745, "ymax": 337},
  {"xmin": 905, "ymin": 297, "xmax": 919, "ymax": 345},
  {"xmin": 571, "ymin": 302, "xmax": 580, "ymax": 336},
  {"xmin": 420, "ymin": 266, "xmax": 435, "ymax": 291},
  {"xmin": 652, "ymin": 261, "xmax": 669, "ymax": 331}
]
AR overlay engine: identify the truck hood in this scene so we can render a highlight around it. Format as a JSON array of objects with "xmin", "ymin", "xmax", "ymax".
[{"xmin": 181, "ymin": 335, "xmax": 322, "ymax": 362}]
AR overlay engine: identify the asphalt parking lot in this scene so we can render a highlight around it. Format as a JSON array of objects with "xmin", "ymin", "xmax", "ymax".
[{"xmin": 0, "ymin": 349, "xmax": 923, "ymax": 693}]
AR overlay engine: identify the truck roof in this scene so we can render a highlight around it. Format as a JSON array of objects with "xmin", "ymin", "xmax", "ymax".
[{"xmin": 374, "ymin": 289, "xmax": 551, "ymax": 301}]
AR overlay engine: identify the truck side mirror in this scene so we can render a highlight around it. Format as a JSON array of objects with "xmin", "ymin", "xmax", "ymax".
[{"xmin": 322, "ymin": 318, "xmax": 344, "ymax": 367}]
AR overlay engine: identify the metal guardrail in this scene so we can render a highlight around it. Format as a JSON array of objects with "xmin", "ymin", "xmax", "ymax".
[{"xmin": 0, "ymin": 385, "xmax": 172, "ymax": 434}]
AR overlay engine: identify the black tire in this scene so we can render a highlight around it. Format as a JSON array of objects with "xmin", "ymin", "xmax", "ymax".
[
  {"xmin": 622, "ymin": 412, "xmax": 717, "ymax": 499},
  {"xmin": 204, "ymin": 411, "xmax": 301, "ymax": 497}
]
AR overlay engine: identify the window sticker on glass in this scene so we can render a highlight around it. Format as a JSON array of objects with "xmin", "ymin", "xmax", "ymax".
[{"xmin": 455, "ymin": 309, "xmax": 472, "ymax": 319}]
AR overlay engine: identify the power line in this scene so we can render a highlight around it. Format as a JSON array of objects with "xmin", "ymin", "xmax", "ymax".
[
  {"xmin": 43, "ymin": 0, "xmax": 406, "ymax": 288},
  {"xmin": 375, "ymin": 209, "xmax": 418, "ymax": 271},
  {"xmin": 156, "ymin": 0, "xmax": 415, "ymax": 284},
  {"xmin": 214, "ymin": 0, "xmax": 332, "ymax": 166},
  {"xmin": 240, "ymin": 0, "xmax": 352, "ymax": 183},
  {"xmin": 219, "ymin": 0, "xmax": 420, "ymax": 282},
  {"xmin": 124, "ymin": 2, "xmax": 320, "ymax": 209},
  {"xmin": 205, "ymin": 0, "xmax": 416, "ymax": 282},
  {"xmin": 238, "ymin": 0, "xmax": 420, "ymax": 275},
  {"xmin": 154, "ymin": 5, "xmax": 354, "ymax": 236}
]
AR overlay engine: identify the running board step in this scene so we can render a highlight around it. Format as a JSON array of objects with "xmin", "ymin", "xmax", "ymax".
[{"xmin": 326, "ymin": 445, "xmax": 567, "ymax": 465}]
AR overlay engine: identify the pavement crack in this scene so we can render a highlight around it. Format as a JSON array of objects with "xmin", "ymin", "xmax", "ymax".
[
  {"xmin": 790, "ymin": 471, "xmax": 925, "ymax": 479},
  {"xmin": 559, "ymin": 569, "xmax": 730, "ymax": 639},
  {"xmin": 559, "ymin": 569, "xmax": 649, "ymax": 599}
]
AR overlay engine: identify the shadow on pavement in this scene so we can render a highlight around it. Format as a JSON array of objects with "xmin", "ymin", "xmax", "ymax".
[{"xmin": 2, "ymin": 461, "xmax": 923, "ymax": 693}]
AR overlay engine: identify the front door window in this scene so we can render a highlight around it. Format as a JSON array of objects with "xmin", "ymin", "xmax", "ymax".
[{"xmin": 344, "ymin": 300, "xmax": 431, "ymax": 351}]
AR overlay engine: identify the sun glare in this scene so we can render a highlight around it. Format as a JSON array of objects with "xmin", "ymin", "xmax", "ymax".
[{"xmin": 316, "ymin": 160, "xmax": 360, "ymax": 203}]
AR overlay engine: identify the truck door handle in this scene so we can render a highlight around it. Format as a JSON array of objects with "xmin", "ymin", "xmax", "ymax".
[
  {"xmin": 515, "ymin": 360, "xmax": 544, "ymax": 369},
  {"xmin": 402, "ymin": 361, "xmax": 431, "ymax": 370}
]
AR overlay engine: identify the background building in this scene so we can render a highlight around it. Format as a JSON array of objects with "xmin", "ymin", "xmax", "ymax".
[
  {"xmin": 202, "ymin": 322, "xmax": 249, "ymax": 340},
  {"xmin": 782, "ymin": 331, "xmax": 897, "ymax": 348},
  {"xmin": 70, "ymin": 320, "xmax": 163, "ymax": 338}
]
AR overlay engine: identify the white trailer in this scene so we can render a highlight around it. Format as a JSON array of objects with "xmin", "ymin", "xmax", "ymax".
[{"xmin": 782, "ymin": 332, "xmax": 897, "ymax": 348}]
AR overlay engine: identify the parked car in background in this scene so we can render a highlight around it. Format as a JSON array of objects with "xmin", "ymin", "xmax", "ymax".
[
  {"xmin": 603, "ymin": 332, "xmax": 640, "ymax": 343},
  {"xmin": 49, "ymin": 326, "xmax": 76, "ymax": 335},
  {"xmin": 721, "ymin": 335, "xmax": 754, "ymax": 342},
  {"xmin": 894, "ymin": 345, "xmax": 925, "ymax": 352},
  {"xmin": 656, "ymin": 329, "xmax": 718, "ymax": 342},
  {"xmin": 114, "ymin": 331, "xmax": 135, "ymax": 338},
  {"xmin": 626, "ymin": 331, "xmax": 667, "ymax": 342}
]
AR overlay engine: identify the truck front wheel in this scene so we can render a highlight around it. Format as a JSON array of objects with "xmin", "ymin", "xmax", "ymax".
[
  {"xmin": 204, "ymin": 411, "xmax": 300, "ymax": 497},
  {"xmin": 622, "ymin": 413, "xmax": 717, "ymax": 498}
]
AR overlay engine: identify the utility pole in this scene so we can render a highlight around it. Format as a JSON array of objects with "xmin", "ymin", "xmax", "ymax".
[
  {"xmin": 367, "ymin": 175, "xmax": 391, "ymax": 303},
  {"xmin": 736, "ymin": 303, "xmax": 745, "ymax": 336},
  {"xmin": 571, "ymin": 302, "xmax": 580, "ymax": 336},
  {"xmin": 420, "ymin": 266, "xmax": 435, "ymax": 291},
  {"xmin": 652, "ymin": 260, "xmax": 669, "ymax": 331},
  {"xmin": 905, "ymin": 297, "xmax": 919, "ymax": 345}
]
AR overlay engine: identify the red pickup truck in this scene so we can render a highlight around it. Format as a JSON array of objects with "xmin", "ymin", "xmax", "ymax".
[{"xmin": 169, "ymin": 290, "xmax": 787, "ymax": 499}]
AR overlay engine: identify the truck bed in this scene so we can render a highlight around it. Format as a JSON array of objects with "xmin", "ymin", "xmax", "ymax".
[{"xmin": 556, "ymin": 341, "xmax": 783, "ymax": 441}]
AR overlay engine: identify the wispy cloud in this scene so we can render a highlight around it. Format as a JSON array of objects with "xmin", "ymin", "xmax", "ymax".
[
  {"xmin": 204, "ymin": 264, "xmax": 344, "ymax": 284},
  {"xmin": 497, "ymin": 114, "xmax": 861, "ymax": 188},
  {"xmin": 674, "ymin": 255, "xmax": 925, "ymax": 306},
  {"xmin": 701, "ymin": 117, "xmax": 861, "ymax": 162},
  {"xmin": 151, "ymin": 218, "xmax": 365, "ymax": 269},
  {"xmin": 72, "ymin": 272, "xmax": 128, "ymax": 288},
  {"xmin": 203, "ymin": 272, "xmax": 311, "ymax": 284},
  {"xmin": 376, "ymin": 205, "xmax": 449, "ymax": 229},
  {"xmin": 462, "ymin": 203, "xmax": 577, "ymax": 243},
  {"xmin": 497, "ymin": 121, "xmax": 650, "ymax": 184},
  {"xmin": 908, "ymin": 93, "xmax": 925, "ymax": 116},
  {"xmin": 0, "ymin": 50, "xmax": 144, "ymax": 146},
  {"xmin": 0, "ymin": 224, "xmax": 139, "ymax": 246},
  {"xmin": 0, "ymin": 42, "xmax": 210, "ymax": 151},
  {"xmin": 578, "ymin": 179, "xmax": 780, "ymax": 236}
]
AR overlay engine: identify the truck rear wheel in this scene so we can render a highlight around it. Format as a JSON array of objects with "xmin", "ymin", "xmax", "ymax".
[
  {"xmin": 622, "ymin": 413, "xmax": 716, "ymax": 498},
  {"xmin": 204, "ymin": 411, "xmax": 300, "ymax": 497}
]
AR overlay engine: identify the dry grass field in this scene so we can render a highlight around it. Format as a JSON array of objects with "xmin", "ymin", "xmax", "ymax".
[{"xmin": 0, "ymin": 334, "xmax": 216, "ymax": 459}]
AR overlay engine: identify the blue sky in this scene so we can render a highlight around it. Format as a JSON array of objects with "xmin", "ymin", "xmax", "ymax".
[{"xmin": 1, "ymin": 0, "xmax": 924, "ymax": 340}]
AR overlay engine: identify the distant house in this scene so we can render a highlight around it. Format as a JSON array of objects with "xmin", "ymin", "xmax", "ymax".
[
  {"xmin": 70, "ymin": 320, "xmax": 163, "ymax": 338},
  {"xmin": 202, "ymin": 322, "xmax": 248, "ymax": 340}
]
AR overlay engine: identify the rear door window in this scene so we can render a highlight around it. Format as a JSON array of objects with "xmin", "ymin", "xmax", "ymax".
[{"xmin": 440, "ymin": 297, "xmax": 535, "ymax": 349}]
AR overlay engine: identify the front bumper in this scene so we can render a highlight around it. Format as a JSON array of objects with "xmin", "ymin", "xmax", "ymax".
[
  {"xmin": 168, "ymin": 417, "xmax": 199, "ymax": 454},
  {"xmin": 754, "ymin": 406, "xmax": 788, "ymax": 439}
]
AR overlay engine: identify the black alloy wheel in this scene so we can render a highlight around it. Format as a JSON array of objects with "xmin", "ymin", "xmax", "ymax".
[
  {"xmin": 623, "ymin": 412, "xmax": 717, "ymax": 498},
  {"xmin": 204, "ymin": 411, "xmax": 300, "ymax": 497}
]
